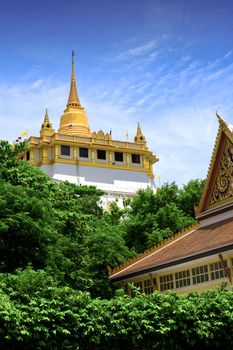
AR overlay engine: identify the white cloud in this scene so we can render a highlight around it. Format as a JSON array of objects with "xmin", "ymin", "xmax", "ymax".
[
  {"xmin": 180, "ymin": 55, "xmax": 192, "ymax": 63},
  {"xmin": 30, "ymin": 79, "xmax": 44, "ymax": 90},
  {"xmin": 113, "ymin": 40, "xmax": 157, "ymax": 61},
  {"xmin": 0, "ymin": 79, "xmax": 67, "ymax": 142},
  {"xmin": 138, "ymin": 105, "xmax": 218, "ymax": 186},
  {"xmin": 224, "ymin": 51, "xmax": 232, "ymax": 58}
]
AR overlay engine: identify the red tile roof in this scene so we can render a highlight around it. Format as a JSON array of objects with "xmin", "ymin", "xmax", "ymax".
[{"xmin": 110, "ymin": 218, "xmax": 233, "ymax": 281}]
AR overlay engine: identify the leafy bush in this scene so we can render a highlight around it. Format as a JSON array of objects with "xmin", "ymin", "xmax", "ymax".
[{"xmin": 0, "ymin": 281, "xmax": 232, "ymax": 350}]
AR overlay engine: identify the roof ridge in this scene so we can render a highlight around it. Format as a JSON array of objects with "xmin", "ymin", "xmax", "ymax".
[
  {"xmin": 109, "ymin": 222, "xmax": 198, "ymax": 276},
  {"xmin": 196, "ymin": 121, "xmax": 222, "ymax": 213}
]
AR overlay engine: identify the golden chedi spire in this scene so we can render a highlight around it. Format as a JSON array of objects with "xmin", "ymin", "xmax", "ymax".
[
  {"xmin": 59, "ymin": 50, "xmax": 90, "ymax": 136},
  {"xmin": 134, "ymin": 121, "xmax": 146, "ymax": 143},
  {"xmin": 66, "ymin": 50, "xmax": 82, "ymax": 109},
  {"xmin": 40, "ymin": 108, "xmax": 54, "ymax": 137}
]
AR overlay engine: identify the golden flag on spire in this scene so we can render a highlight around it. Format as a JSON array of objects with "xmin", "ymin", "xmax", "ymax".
[
  {"xmin": 21, "ymin": 130, "xmax": 28, "ymax": 137},
  {"xmin": 126, "ymin": 131, "xmax": 128, "ymax": 140}
]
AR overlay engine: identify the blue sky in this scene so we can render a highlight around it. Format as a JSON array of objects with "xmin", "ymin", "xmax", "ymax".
[{"xmin": 1, "ymin": 0, "xmax": 233, "ymax": 186}]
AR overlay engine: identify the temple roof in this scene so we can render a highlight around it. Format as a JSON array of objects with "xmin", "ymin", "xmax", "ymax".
[{"xmin": 109, "ymin": 218, "xmax": 233, "ymax": 282}]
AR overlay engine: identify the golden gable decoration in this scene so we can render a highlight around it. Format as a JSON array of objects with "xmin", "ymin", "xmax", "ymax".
[
  {"xmin": 209, "ymin": 137, "xmax": 233, "ymax": 205},
  {"xmin": 195, "ymin": 113, "xmax": 233, "ymax": 216}
]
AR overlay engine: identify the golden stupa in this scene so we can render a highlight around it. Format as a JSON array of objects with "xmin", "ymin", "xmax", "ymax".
[{"xmin": 58, "ymin": 50, "xmax": 90, "ymax": 136}]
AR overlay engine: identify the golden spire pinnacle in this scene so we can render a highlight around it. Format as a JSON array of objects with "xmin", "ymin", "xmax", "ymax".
[
  {"xmin": 43, "ymin": 108, "xmax": 49, "ymax": 124},
  {"xmin": 136, "ymin": 121, "xmax": 142, "ymax": 136},
  {"xmin": 134, "ymin": 121, "xmax": 146, "ymax": 143},
  {"xmin": 66, "ymin": 50, "xmax": 82, "ymax": 110},
  {"xmin": 40, "ymin": 108, "xmax": 54, "ymax": 137},
  {"xmin": 59, "ymin": 51, "xmax": 90, "ymax": 136}
]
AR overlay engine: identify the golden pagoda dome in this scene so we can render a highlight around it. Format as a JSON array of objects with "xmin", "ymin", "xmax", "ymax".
[{"xmin": 58, "ymin": 50, "xmax": 90, "ymax": 136}]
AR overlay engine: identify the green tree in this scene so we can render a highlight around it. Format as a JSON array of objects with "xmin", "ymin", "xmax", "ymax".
[
  {"xmin": 155, "ymin": 202, "xmax": 195, "ymax": 232},
  {"xmin": 121, "ymin": 180, "xmax": 202, "ymax": 254},
  {"xmin": 121, "ymin": 189, "xmax": 158, "ymax": 252},
  {"xmin": 85, "ymin": 219, "xmax": 132, "ymax": 298},
  {"xmin": 178, "ymin": 179, "xmax": 205, "ymax": 217},
  {"xmin": 6, "ymin": 161, "xmax": 53, "ymax": 197},
  {"xmin": 1, "ymin": 277, "xmax": 233, "ymax": 350},
  {"xmin": 0, "ymin": 140, "xmax": 28, "ymax": 170},
  {"xmin": 122, "ymin": 213, "xmax": 157, "ymax": 252},
  {"xmin": 104, "ymin": 200, "xmax": 125, "ymax": 225},
  {"xmin": 0, "ymin": 141, "xmax": 102, "ymax": 291},
  {"xmin": 0, "ymin": 181, "xmax": 56, "ymax": 272},
  {"xmin": 155, "ymin": 182, "xmax": 179, "ymax": 209}
]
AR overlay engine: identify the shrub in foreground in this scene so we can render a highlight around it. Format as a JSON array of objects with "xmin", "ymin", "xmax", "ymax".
[{"xmin": 0, "ymin": 280, "xmax": 232, "ymax": 350}]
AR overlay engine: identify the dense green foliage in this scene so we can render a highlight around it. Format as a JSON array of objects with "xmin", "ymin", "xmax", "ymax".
[
  {"xmin": 0, "ymin": 140, "xmax": 204, "ymax": 289},
  {"xmin": 0, "ymin": 141, "xmax": 132, "ymax": 296},
  {"xmin": 1, "ymin": 140, "xmax": 228, "ymax": 350},
  {"xmin": 120, "ymin": 180, "xmax": 204, "ymax": 253},
  {"xmin": 0, "ymin": 181, "xmax": 54, "ymax": 272},
  {"xmin": 1, "ymin": 273, "xmax": 233, "ymax": 350}
]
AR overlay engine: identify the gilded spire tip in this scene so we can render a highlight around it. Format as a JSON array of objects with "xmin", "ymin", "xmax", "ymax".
[
  {"xmin": 66, "ymin": 49, "xmax": 81, "ymax": 110},
  {"xmin": 44, "ymin": 108, "xmax": 49, "ymax": 123},
  {"xmin": 137, "ymin": 121, "xmax": 142, "ymax": 136}
]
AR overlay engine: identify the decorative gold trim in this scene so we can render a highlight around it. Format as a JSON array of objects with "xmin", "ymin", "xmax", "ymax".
[
  {"xmin": 206, "ymin": 196, "xmax": 233, "ymax": 210},
  {"xmin": 29, "ymin": 141, "xmax": 157, "ymax": 164},
  {"xmin": 35, "ymin": 158, "xmax": 153, "ymax": 176}
]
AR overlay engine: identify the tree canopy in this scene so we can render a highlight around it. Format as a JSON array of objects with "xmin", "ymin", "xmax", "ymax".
[
  {"xmin": 0, "ymin": 140, "xmax": 132, "ymax": 295},
  {"xmin": 120, "ymin": 180, "xmax": 204, "ymax": 253},
  {"xmin": 0, "ymin": 140, "xmax": 205, "ymax": 292}
]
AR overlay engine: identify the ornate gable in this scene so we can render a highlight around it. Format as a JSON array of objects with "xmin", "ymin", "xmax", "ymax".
[
  {"xmin": 196, "ymin": 114, "xmax": 233, "ymax": 216},
  {"xmin": 209, "ymin": 137, "xmax": 233, "ymax": 206}
]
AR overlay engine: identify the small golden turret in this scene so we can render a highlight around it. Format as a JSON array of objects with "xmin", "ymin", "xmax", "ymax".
[
  {"xmin": 58, "ymin": 50, "xmax": 90, "ymax": 136},
  {"xmin": 40, "ymin": 109, "xmax": 54, "ymax": 137},
  {"xmin": 134, "ymin": 122, "xmax": 146, "ymax": 143}
]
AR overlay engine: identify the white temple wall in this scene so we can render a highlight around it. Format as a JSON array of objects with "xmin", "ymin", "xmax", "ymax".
[
  {"xmin": 40, "ymin": 163, "xmax": 79, "ymax": 184},
  {"xmin": 40, "ymin": 163, "xmax": 155, "ymax": 208},
  {"xmin": 78, "ymin": 165, "xmax": 150, "ymax": 192}
]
